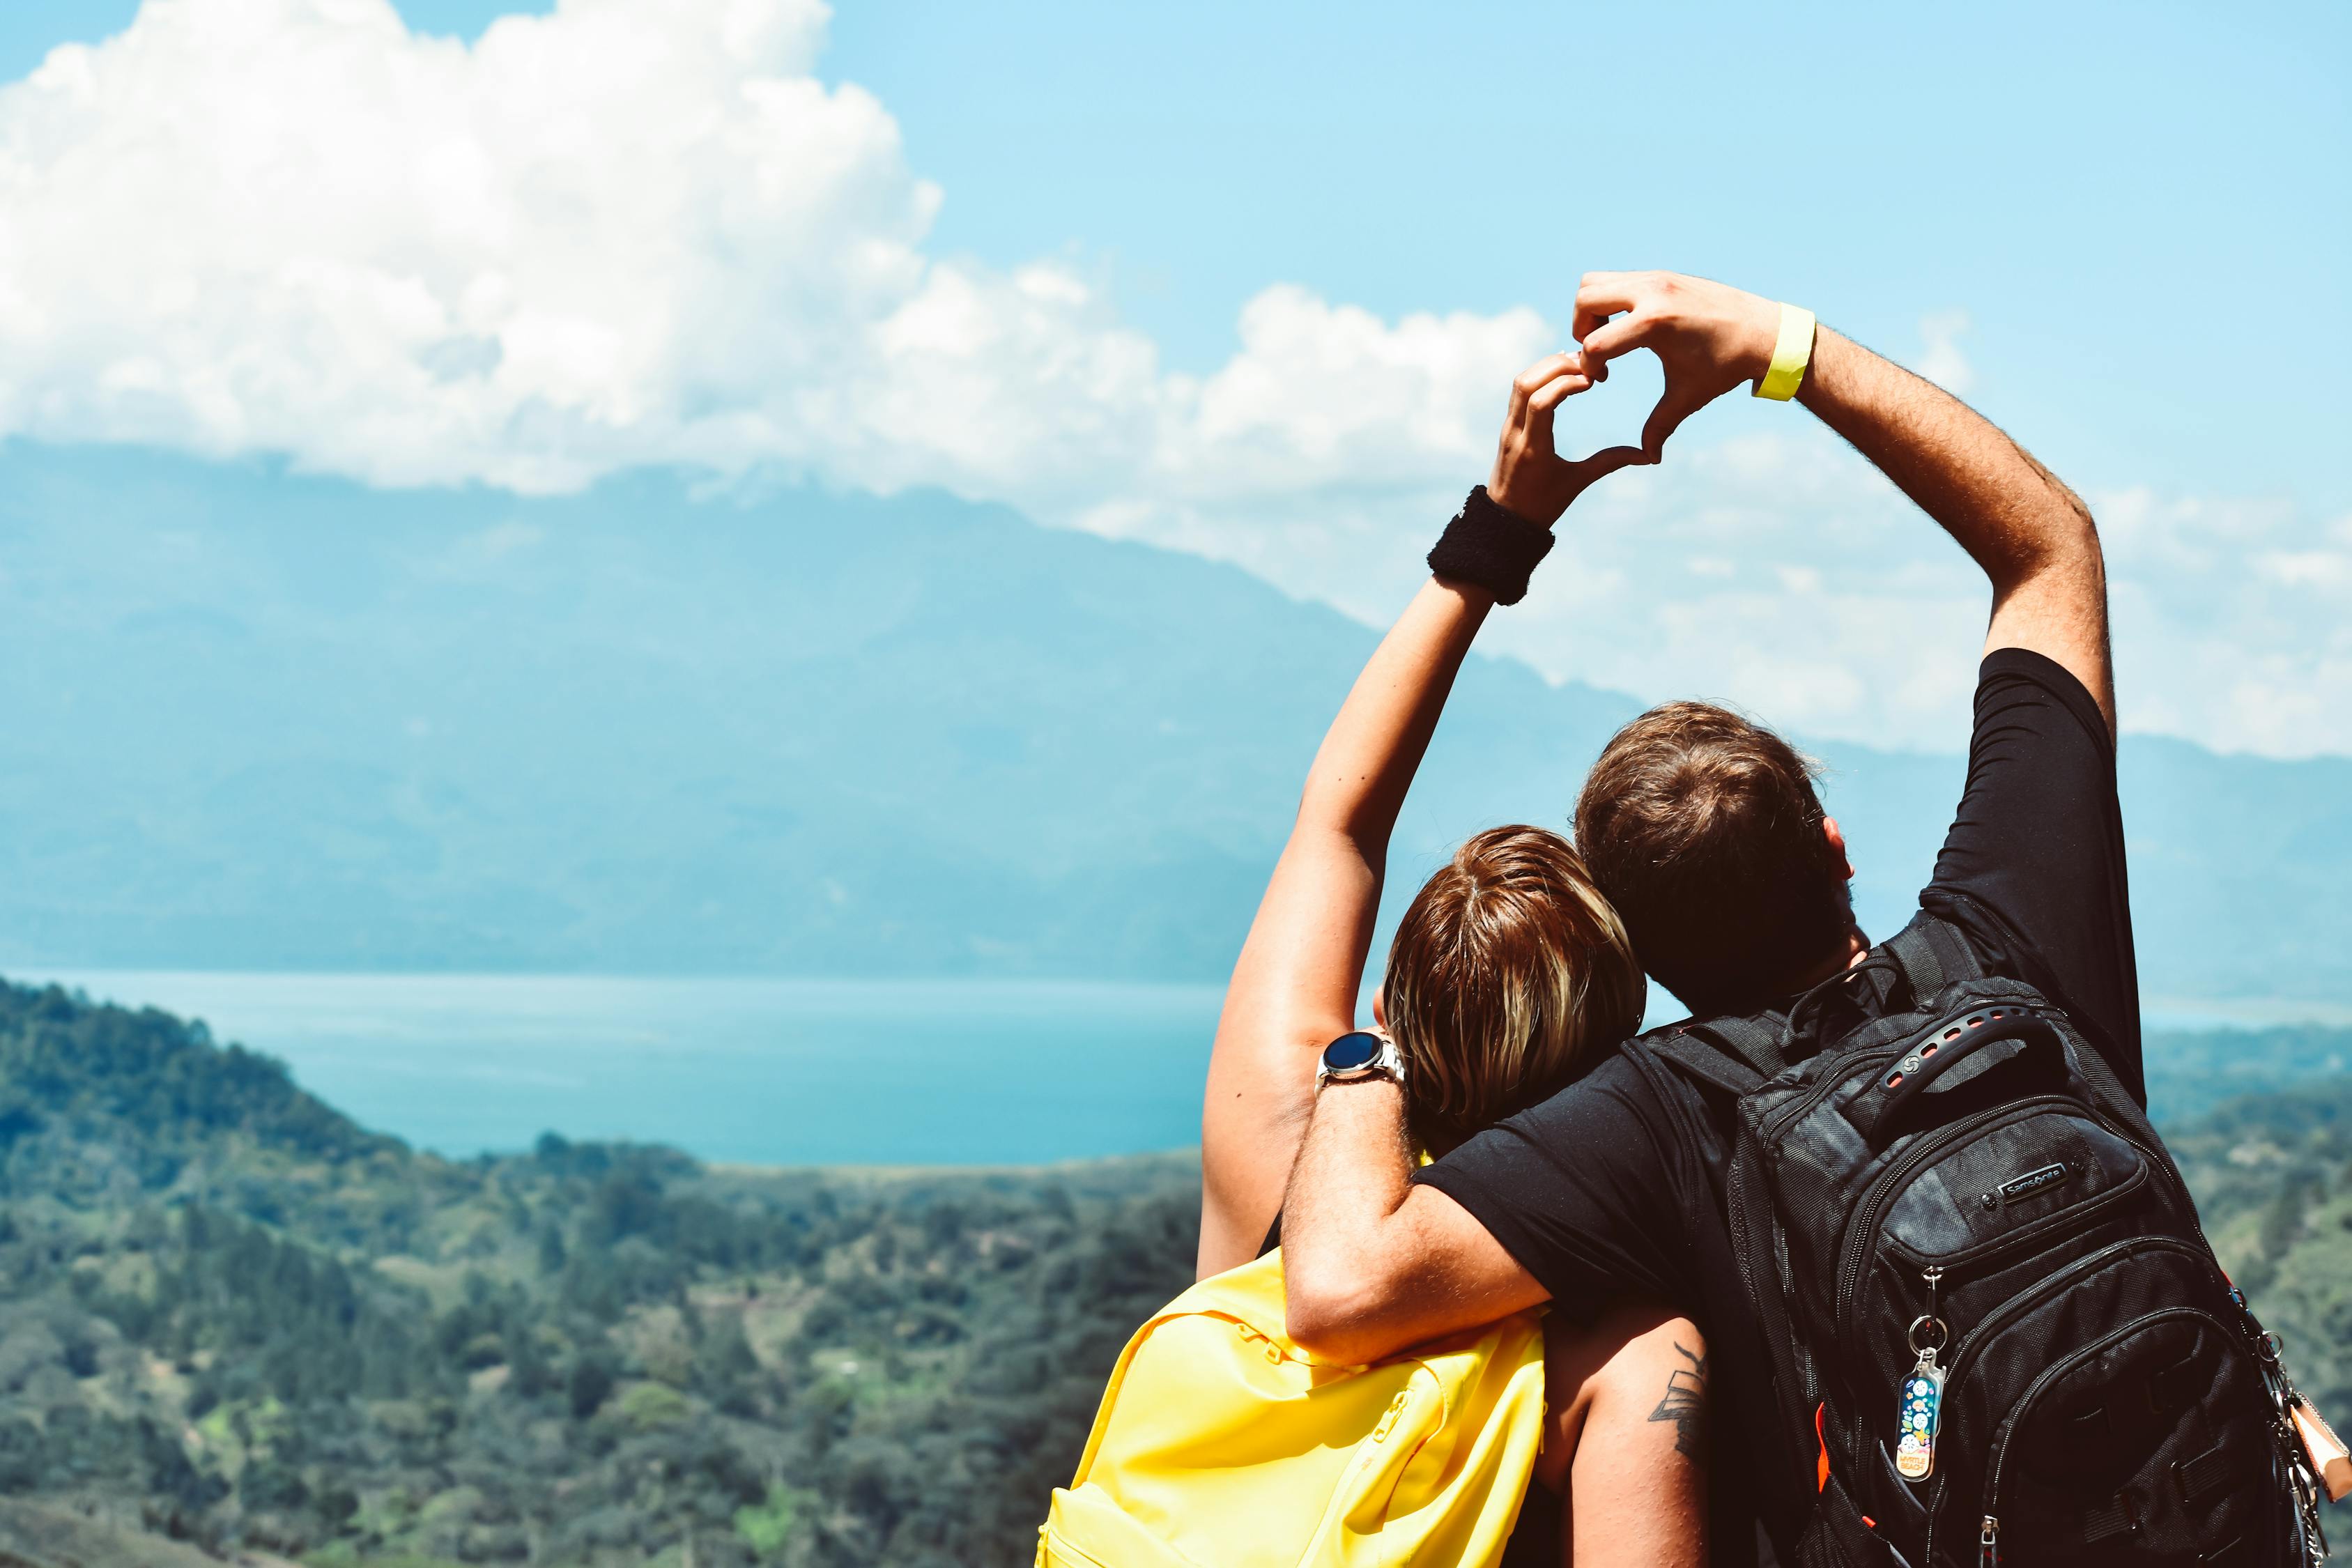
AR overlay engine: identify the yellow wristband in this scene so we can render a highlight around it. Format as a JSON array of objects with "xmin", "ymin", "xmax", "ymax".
[{"xmin": 1753, "ymin": 303, "xmax": 1816, "ymax": 401}]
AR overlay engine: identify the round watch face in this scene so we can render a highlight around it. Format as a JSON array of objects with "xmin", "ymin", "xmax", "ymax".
[{"xmin": 1322, "ymin": 1031, "xmax": 1384, "ymax": 1073}]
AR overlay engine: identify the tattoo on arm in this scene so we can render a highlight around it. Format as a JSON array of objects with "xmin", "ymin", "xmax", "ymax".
[{"xmin": 1647, "ymin": 1341, "xmax": 1709, "ymax": 1461}]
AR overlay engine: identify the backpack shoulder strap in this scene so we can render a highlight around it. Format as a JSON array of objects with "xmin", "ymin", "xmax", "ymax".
[
  {"xmin": 1640, "ymin": 1017, "xmax": 1779, "ymax": 1098},
  {"xmin": 1689, "ymin": 1013, "xmax": 1789, "ymax": 1080},
  {"xmin": 1884, "ymin": 909, "xmax": 1985, "ymax": 997}
]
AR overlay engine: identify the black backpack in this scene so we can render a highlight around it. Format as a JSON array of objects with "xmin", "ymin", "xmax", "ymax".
[{"xmin": 1642, "ymin": 912, "xmax": 2329, "ymax": 1568}]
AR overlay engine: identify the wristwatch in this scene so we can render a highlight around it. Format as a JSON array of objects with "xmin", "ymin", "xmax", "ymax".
[{"xmin": 1316, "ymin": 1030, "xmax": 1406, "ymax": 1090}]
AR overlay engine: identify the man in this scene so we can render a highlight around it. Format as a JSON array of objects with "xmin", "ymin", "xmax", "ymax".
[{"xmin": 1279, "ymin": 270, "xmax": 2131, "ymax": 1566}]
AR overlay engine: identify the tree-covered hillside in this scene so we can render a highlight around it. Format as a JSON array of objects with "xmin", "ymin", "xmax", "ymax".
[
  {"xmin": 0, "ymin": 980, "xmax": 1197, "ymax": 1566},
  {"xmin": 0, "ymin": 978, "xmax": 2346, "ymax": 1568},
  {"xmin": 2167, "ymin": 1076, "xmax": 2352, "ymax": 1445}
]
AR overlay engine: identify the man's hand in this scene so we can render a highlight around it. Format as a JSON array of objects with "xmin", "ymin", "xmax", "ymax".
[
  {"xmin": 1574, "ymin": 268, "xmax": 2114, "ymax": 729},
  {"xmin": 1487, "ymin": 351, "xmax": 1649, "ymax": 527},
  {"xmin": 1572, "ymin": 272, "xmax": 1785, "ymax": 459}
]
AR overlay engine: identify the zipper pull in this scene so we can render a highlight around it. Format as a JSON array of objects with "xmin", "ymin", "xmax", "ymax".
[{"xmin": 1979, "ymin": 1516, "xmax": 1999, "ymax": 1567}]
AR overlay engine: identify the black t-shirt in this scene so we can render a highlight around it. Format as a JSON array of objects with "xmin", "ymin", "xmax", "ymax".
[{"xmin": 1417, "ymin": 649, "xmax": 2138, "ymax": 1567}]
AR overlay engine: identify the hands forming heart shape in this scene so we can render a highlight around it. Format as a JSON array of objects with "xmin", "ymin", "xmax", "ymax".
[{"xmin": 1487, "ymin": 271, "xmax": 1788, "ymax": 528}]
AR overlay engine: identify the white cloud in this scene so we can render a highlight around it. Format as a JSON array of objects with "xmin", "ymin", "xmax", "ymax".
[
  {"xmin": 0, "ymin": 0, "xmax": 1193, "ymax": 502},
  {"xmin": 1158, "ymin": 289, "xmax": 1545, "ymax": 498},
  {"xmin": 1473, "ymin": 434, "xmax": 2352, "ymax": 757},
  {"xmin": 0, "ymin": 0, "xmax": 2341, "ymax": 758},
  {"xmin": 3, "ymin": 0, "xmax": 913, "ymax": 486},
  {"xmin": 0, "ymin": 0, "xmax": 1512, "ymax": 523},
  {"xmin": 2097, "ymin": 492, "xmax": 2352, "ymax": 756},
  {"xmin": 1469, "ymin": 426, "xmax": 1993, "ymax": 746}
]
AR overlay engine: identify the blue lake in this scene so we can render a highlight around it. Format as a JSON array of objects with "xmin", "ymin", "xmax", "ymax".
[
  {"xmin": 22, "ymin": 970, "xmax": 2339, "ymax": 1167},
  {"xmin": 28, "ymin": 971, "xmax": 1226, "ymax": 1167}
]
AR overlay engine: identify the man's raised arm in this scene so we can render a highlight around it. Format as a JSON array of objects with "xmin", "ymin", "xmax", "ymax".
[{"xmin": 1576, "ymin": 272, "xmax": 2114, "ymax": 734}]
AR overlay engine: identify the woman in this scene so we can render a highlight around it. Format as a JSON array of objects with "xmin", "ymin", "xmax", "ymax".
[{"xmin": 1199, "ymin": 352, "xmax": 1708, "ymax": 1567}]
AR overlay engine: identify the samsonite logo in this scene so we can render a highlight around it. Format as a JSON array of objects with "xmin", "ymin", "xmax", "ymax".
[{"xmin": 1983, "ymin": 1161, "xmax": 2070, "ymax": 1210}]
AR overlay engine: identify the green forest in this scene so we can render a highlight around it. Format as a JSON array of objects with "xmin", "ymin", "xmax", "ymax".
[{"xmin": 0, "ymin": 978, "xmax": 2345, "ymax": 1567}]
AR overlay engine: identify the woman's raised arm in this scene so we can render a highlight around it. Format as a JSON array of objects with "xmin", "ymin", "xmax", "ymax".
[{"xmin": 1195, "ymin": 351, "xmax": 1643, "ymax": 1276}]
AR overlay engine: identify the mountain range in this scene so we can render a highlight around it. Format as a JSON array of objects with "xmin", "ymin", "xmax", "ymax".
[{"xmin": 1, "ymin": 442, "xmax": 2346, "ymax": 1004}]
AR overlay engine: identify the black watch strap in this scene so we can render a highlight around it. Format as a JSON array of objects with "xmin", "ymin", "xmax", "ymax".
[{"xmin": 1427, "ymin": 486, "xmax": 1554, "ymax": 606}]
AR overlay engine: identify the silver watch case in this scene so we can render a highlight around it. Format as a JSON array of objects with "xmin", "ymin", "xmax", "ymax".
[{"xmin": 1316, "ymin": 1031, "xmax": 1406, "ymax": 1090}]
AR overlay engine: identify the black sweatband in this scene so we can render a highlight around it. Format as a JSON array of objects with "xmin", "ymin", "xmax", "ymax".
[{"xmin": 1427, "ymin": 486, "xmax": 1553, "ymax": 606}]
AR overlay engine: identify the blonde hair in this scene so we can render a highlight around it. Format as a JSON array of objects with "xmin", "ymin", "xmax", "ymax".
[{"xmin": 1381, "ymin": 825, "xmax": 1645, "ymax": 1150}]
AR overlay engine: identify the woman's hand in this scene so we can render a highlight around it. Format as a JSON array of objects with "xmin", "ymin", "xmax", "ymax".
[{"xmin": 1487, "ymin": 351, "xmax": 1650, "ymax": 527}]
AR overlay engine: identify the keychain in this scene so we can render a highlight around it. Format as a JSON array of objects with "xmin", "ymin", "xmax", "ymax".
[{"xmin": 1896, "ymin": 1268, "xmax": 1948, "ymax": 1483}]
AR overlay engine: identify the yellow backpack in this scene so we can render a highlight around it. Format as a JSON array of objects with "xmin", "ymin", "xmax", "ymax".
[{"xmin": 1037, "ymin": 1248, "xmax": 1547, "ymax": 1568}]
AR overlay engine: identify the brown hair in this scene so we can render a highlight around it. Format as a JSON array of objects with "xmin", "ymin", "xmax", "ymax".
[
  {"xmin": 1573, "ymin": 700, "xmax": 1850, "ymax": 1015},
  {"xmin": 1381, "ymin": 826, "xmax": 1645, "ymax": 1151}
]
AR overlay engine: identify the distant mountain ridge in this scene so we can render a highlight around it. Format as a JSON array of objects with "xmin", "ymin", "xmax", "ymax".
[{"xmin": 0, "ymin": 443, "xmax": 2346, "ymax": 1001}]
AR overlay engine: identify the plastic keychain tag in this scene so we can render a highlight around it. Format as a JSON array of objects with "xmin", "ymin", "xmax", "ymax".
[
  {"xmin": 1896, "ymin": 1299, "xmax": 1948, "ymax": 1484},
  {"xmin": 1896, "ymin": 1350, "xmax": 1945, "ymax": 1482}
]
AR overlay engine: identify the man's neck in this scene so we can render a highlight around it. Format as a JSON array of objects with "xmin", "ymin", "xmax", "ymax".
[{"xmin": 1781, "ymin": 924, "xmax": 1873, "ymax": 997}]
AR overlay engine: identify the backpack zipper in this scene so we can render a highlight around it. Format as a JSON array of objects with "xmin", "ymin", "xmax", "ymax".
[
  {"xmin": 1916, "ymin": 1238, "xmax": 2211, "ymax": 1568},
  {"xmin": 1935, "ymin": 1236, "xmax": 2214, "ymax": 1401},
  {"xmin": 1832, "ymin": 1059, "xmax": 2207, "ymax": 1342},
  {"xmin": 1831, "ymin": 1095, "xmax": 2080, "ymax": 1337},
  {"xmin": 1974, "ymin": 1307, "xmax": 2240, "ymax": 1568}
]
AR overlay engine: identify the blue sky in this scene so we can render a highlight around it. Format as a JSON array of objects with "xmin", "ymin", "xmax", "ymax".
[
  {"xmin": 826, "ymin": 0, "xmax": 2349, "ymax": 505},
  {"xmin": 0, "ymin": 0, "xmax": 2344, "ymax": 753}
]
